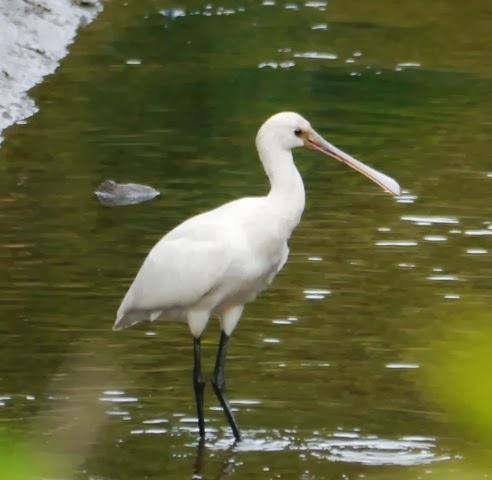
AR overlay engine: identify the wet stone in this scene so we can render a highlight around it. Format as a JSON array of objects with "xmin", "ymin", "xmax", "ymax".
[
  {"xmin": 72, "ymin": 0, "xmax": 99, "ymax": 8},
  {"xmin": 94, "ymin": 179, "xmax": 160, "ymax": 207}
]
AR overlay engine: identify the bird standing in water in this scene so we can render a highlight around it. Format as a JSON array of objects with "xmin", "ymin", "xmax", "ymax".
[{"xmin": 113, "ymin": 112, "xmax": 400, "ymax": 441}]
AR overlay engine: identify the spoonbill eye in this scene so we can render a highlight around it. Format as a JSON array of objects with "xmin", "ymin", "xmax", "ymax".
[{"xmin": 294, "ymin": 128, "xmax": 302, "ymax": 136}]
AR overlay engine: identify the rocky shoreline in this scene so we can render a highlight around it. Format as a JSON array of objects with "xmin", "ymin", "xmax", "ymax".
[{"xmin": 0, "ymin": 0, "xmax": 102, "ymax": 144}]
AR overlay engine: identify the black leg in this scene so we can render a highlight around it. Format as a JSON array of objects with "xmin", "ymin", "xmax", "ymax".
[
  {"xmin": 193, "ymin": 337, "xmax": 206, "ymax": 439},
  {"xmin": 193, "ymin": 438, "xmax": 206, "ymax": 478},
  {"xmin": 211, "ymin": 331, "xmax": 242, "ymax": 441}
]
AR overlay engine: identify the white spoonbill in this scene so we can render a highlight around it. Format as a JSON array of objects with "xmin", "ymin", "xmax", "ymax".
[{"xmin": 113, "ymin": 112, "xmax": 400, "ymax": 441}]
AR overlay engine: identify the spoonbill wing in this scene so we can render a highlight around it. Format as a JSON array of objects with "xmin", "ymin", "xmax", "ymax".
[{"xmin": 114, "ymin": 238, "xmax": 230, "ymax": 330}]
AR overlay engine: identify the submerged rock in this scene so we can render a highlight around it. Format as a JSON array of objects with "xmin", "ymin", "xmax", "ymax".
[{"xmin": 95, "ymin": 180, "xmax": 160, "ymax": 207}]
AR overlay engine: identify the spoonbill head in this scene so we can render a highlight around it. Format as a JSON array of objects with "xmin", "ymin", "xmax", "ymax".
[
  {"xmin": 257, "ymin": 111, "xmax": 400, "ymax": 196},
  {"xmin": 113, "ymin": 112, "xmax": 400, "ymax": 441}
]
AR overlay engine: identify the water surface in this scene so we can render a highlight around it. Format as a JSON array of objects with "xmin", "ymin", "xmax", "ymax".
[{"xmin": 1, "ymin": 1, "xmax": 491, "ymax": 478}]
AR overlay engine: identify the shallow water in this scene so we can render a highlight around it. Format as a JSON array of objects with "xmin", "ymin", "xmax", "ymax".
[{"xmin": 1, "ymin": 1, "xmax": 492, "ymax": 478}]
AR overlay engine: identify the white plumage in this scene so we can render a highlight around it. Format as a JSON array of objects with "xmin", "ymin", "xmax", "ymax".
[
  {"xmin": 113, "ymin": 112, "xmax": 400, "ymax": 440},
  {"xmin": 114, "ymin": 112, "xmax": 309, "ymax": 337},
  {"xmin": 114, "ymin": 195, "xmax": 294, "ymax": 336}
]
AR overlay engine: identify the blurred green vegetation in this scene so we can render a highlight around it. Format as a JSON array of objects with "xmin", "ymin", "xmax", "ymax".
[
  {"xmin": 408, "ymin": 305, "xmax": 492, "ymax": 480},
  {"xmin": 422, "ymin": 307, "xmax": 492, "ymax": 452},
  {"xmin": 0, "ymin": 438, "xmax": 58, "ymax": 480}
]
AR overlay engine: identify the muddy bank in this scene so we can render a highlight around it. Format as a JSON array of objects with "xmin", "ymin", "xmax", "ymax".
[{"xmin": 0, "ymin": 0, "xmax": 102, "ymax": 145}]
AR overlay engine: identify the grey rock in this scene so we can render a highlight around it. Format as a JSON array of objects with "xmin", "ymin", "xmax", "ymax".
[{"xmin": 95, "ymin": 180, "xmax": 161, "ymax": 207}]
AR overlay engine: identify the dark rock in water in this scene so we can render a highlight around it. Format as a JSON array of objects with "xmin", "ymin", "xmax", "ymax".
[
  {"xmin": 95, "ymin": 180, "xmax": 160, "ymax": 207},
  {"xmin": 72, "ymin": 0, "xmax": 99, "ymax": 7}
]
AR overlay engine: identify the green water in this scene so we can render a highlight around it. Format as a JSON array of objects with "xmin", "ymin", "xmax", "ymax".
[{"xmin": 1, "ymin": 1, "xmax": 492, "ymax": 478}]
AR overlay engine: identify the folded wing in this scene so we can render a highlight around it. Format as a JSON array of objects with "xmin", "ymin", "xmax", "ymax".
[{"xmin": 113, "ymin": 237, "xmax": 230, "ymax": 330}]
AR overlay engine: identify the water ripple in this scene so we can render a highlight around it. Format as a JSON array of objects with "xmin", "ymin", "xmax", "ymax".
[
  {"xmin": 258, "ymin": 61, "xmax": 295, "ymax": 69},
  {"xmin": 427, "ymin": 275, "xmax": 461, "ymax": 282},
  {"xmin": 263, "ymin": 337, "xmax": 281, "ymax": 344},
  {"xmin": 99, "ymin": 395, "xmax": 139, "ymax": 403},
  {"xmin": 303, "ymin": 288, "xmax": 331, "ymax": 300},
  {"xmin": 401, "ymin": 215, "xmax": 459, "ymax": 225},
  {"xmin": 396, "ymin": 193, "xmax": 418, "ymax": 204},
  {"xmin": 294, "ymin": 51, "xmax": 337, "ymax": 60},
  {"xmin": 375, "ymin": 240, "xmax": 418, "ymax": 247},
  {"xmin": 466, "ymin": 248, "xmax": 488, "ymax": 255},
  {"xmin": 424, "ymin": 235, "xmax": 447, "ymax": 242},
  {"xmin": 444, "ymin": 293, "xmax": 461, "ymax": 300},
  {"xmin": 397, "ymin": 62, "xmax": 422, "ymax": 69},
  {"xmin": 205, "ymin": 430, "xmax": 449, "ymax": 466},
  {"xmin": 464, "ymin": 229, "xmax": 492, "ymax": 236},
  {"xmin": 308, "ymin": 435, "xmax": 448, "ymax": 466},
  {"xmin": 305, "ymin": 1, "xmax": 328, "ymax": 8},
  {"xmin": 385, "ymin": 363, "xmax": 420, "ymax": 369}
]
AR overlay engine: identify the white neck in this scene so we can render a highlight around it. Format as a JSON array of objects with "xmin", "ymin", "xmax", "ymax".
[{"xmin": 256, "ymin": 136, "xmax": 306, "ymax": 236}]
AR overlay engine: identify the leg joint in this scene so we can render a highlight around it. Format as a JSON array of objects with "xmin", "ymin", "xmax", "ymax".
[
  {"xmin": 194, "ymin": 376, "xmax": 206, "ymax": 391},
  {"xmin": 211, "ymin": 376, "xmax": 225, "ymax": 392}
]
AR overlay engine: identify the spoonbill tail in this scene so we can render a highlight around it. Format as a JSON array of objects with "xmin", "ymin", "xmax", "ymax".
[{"xmin": 113, "ymin": 112, "xmax": 400, "ymax": 441}]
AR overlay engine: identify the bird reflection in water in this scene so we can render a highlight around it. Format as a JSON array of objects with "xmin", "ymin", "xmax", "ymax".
[{"xmin": 192, "ymin": 439, "xmax": 237, "ymax": 480}]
